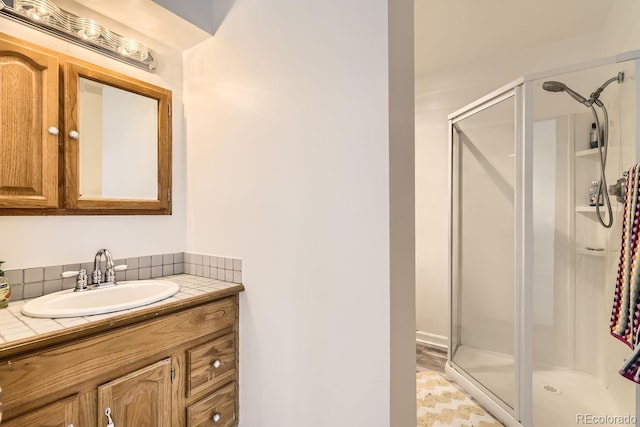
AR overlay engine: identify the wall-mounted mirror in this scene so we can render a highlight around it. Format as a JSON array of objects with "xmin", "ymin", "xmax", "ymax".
[
  {"xmin": 64, "ymin": 60, "xmax": 172, "ymax": 214},
  {"xmin": 78, "ymin": 78, "xmax": 159, "ymax": 200}
]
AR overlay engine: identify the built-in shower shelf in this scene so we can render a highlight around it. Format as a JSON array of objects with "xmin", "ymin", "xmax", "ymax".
[
  {"xmin": 575, "ymin": 148, "xmax": 601, "ymax": 157},
  {"xmin": 575, "ymin": 205, "xmax": 601, "ymax": 213},
  {"xmin": 578, "ymin": 247, "xmax": 607, "ymax": 257}
]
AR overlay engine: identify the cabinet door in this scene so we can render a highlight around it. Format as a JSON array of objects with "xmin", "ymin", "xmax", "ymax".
[
  {"xmin": 98, "ymin": 358, "xmax": 172, "ymax": 427},
  {"xmin": 1, "ymin": 394, "xmax": 78, "ymax": 427},
  {"xmin": 0, "ymin": 35, "xmax": 59, "ymax": 208}
]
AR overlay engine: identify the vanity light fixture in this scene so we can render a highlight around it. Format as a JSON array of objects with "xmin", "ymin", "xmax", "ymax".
[{"xmin": 0, "ymin": 0, "xmax": 156, "ymax": 71}]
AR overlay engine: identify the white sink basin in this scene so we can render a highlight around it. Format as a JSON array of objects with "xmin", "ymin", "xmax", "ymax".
[{"xmin": 21, "ymin": 280, "xmax": 180, "ymax": 318}]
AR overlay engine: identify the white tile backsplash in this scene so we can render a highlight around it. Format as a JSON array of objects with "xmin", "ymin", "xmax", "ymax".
[
  {"xmin": 23, "ymin": 283, "xmax": 44, "ymax": 299},
  {"xmin": 139, "ymin": 267, "xmax": 151, "ymax": 280},
  {"xmin": 151, "ymin": 255, "xmax": 163, "ymax": 267},
  {"xmin": 24, "ymin": 268, "xmax": 44, "ymax": 283},
  {"xmin": 3, "ymin": 252, "xmax": 207, "ymax": 301},
  {"xmin": 44, "ymin": 266, "xmax": 62, "ymax": 281},
  {"xmin": 44, "ymin": 280, "xmax": 62, "ymax": 294},
  {"xmin": 163, "ymin": 265, "xmax": 174, "ymax": 276},
  {"xmin": 126, "ymin": 257, "xmax": 139, "ymax": 269},
  {"xmin": 151, "ymin": 266, "xmax": 163, "ymax": 278},
  {"xmin": 2, "ymin": 252, "xmax": 242, "ymax": 303}
]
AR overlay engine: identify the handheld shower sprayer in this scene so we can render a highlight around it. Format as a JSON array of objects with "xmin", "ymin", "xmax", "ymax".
[
  {"xmin": 541, "ymin": 81, "xmax": 589, "ymax": 105},
  {"xmin": 542, "ymin": 72, "xmax": 624, "ymax": 228}
]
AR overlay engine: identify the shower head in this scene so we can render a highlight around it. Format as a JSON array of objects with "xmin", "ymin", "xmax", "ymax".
[
  {"xmin": 542, "ymin": 81, "xmax": 588, "ymax": 105},
  {"xmin": 543, "ymin": 72, "xmax": 624, "ymax": 108},
  {"xmin": 541, "ymin": 81, "xmax": 566, "ymax": 92}
]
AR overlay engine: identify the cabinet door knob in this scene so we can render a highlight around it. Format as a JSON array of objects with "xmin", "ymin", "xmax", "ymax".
[
  {"xmin": 212, "ymin": 413, "xmax": 221, "ymax": 423},
  {"xmin": 212, "ymin": 359, "xmax": 221, "ymax": 369},
  {"xmin": 48, "ymin": 126, "xmax": 60, "ymax": 135},
  {"xmin": 69, "ymin": 130, "xmax": 79, "ymax": 139}
]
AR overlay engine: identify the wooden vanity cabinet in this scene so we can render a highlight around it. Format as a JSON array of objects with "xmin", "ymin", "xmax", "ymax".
[
  {"xmin": 0, "ymin": 35, "xmax": 60, "ymax": 209},
  {"xmin": 0, "ymin": 294, "xmax": 240, "ymax": 427},
  {"xmin": 1, "ymin": 394, "xmax": 79, "ymax": 427},
  {"xmin": 98, "ymin": 358, "xmax": 172, "ymax": 427}
]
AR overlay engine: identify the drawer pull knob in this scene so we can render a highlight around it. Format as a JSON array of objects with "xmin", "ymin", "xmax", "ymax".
[
  {"xmin": 212, "ymin": 413, "xmax": 221, "ymax": 423},
  {"xmin": 48, "ymin": 126, "xmax": 60, "ymax": 135},
  {"xmin": 212, "ymin": 359, "xmax": 221, "ymax": 369}
]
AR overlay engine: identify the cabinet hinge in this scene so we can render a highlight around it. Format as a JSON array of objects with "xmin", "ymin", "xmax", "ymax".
[{"xmin": 171, "ymin": 367, "xmax": 175, "ymax": 383}]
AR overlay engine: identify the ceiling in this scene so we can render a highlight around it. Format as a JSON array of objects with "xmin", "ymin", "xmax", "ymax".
[
  {"xmin": 68, "ymin": 0, "xmax": 218, "ymax": 51},
  {"xmin": 59, "ymin": 1, "xmax": 618, "ymax": 73},
  {"xmin": 150, "ymin": 0, "xmax": 235, "ymax": 36},
  {"xmin": 415, "ymin": 0, "xmax": 616, "ymax": 77}
]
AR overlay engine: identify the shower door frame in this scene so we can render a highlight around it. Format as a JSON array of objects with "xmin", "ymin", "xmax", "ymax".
[
  {"xmin": 446, "ymin": 79, "xmax": 533, "ymax": 427},
  {"xmin": 447, "ymin": 48, "xmax": 640, "ymax": 427}
]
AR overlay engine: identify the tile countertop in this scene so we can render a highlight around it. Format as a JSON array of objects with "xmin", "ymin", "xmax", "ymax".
[{"xmin": 0, "ymin": 274, "xmax": 244, "ymax": 356}]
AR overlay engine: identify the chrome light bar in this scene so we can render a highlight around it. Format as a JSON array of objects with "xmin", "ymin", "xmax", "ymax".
[{"xmin": 0, "ymin": 0, "xmax": 156, "ymax": 71}]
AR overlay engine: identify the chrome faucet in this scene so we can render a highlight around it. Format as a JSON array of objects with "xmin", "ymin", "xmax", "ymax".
[
  {"xmin": 92, "ymin": 248, "xmax": 116, "ymax": 286},
  {"xmin": 62, "ymin": 249, "xmax": 126, "ymax": 292}
]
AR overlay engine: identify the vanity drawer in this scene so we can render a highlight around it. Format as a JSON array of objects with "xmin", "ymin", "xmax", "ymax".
[
  {"xmin": 187, "ymin": 382, "xmax": 237, "ymax": 427},
  {"xmin": 187, "ymin": 333, "xmax": 236, "ymax": 397}
]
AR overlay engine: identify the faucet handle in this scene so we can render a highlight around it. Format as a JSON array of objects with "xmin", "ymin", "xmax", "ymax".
[
  {"xmin": 62, "ymin": 270, "xmax": 79, "ymax": 278},
  {"xmin": 105, "ymin": 264, "xmax": 126, "ymax": 284},
  {"xmin": 92, "ymin": 269, "xmax": 102, "ymax": 285},
  {"xmin": 63, "ymin": 270, "xmax": 88, "ymax": 292}
]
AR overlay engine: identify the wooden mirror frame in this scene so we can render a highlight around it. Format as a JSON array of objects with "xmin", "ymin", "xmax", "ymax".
[
  {"xmin": 0, "ymin": 33, "xmax": 172, "ymax": 216},
  {"xmin": 64, "ymin": 60, "xmax": 172, "ymax": 214}
]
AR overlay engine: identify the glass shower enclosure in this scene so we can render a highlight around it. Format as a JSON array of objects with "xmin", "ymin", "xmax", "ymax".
[{"xmin": 448, "ymin": 51, "xmax": 640, "ymax": 427}]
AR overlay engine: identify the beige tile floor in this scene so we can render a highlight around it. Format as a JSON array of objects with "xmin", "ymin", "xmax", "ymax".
[
  {"xmin": 415, "ymin": 342, "xmax": 505, "ymax": 426},
  {"xmin": 416, "ymin": 341, "xmax": 447, "ymax": 372}
]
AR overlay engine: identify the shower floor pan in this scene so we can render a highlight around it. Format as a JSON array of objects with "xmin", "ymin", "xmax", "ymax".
[{"xmin": 450, "ymin": 346, "xmax": 625, "ymax": 427}]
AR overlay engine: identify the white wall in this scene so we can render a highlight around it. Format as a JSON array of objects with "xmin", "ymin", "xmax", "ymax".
[
  {"xmin": 599, "ymin": 0, "xmax": 640, "ymax": 56},
  {"xmin": 0, "ymin": 18, "xmax": 186, "ymax": 268},
  {"xmin": 416, "ymin": 4, "xmax": 640, "ymax": 343},
  {"xmin": 183, "ymin": 0, "xmax": 414, "ymax": 425}
]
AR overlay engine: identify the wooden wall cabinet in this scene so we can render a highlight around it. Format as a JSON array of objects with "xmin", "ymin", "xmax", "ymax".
[
  {"xmin": 0, "ymin": 35, "xmax": 59, "ymax": 209},
  {"xmin": 0, "ymin": 32, "xmax": 172, "ymax": 215},
  {"xmin": 0, "ymin": 295, "xmax": 240, "ymax": 427}
]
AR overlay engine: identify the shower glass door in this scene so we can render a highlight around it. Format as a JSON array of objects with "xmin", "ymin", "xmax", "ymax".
[{"xmin": 451, "ymin": 92, "xmax": 516, "ymax": 412}]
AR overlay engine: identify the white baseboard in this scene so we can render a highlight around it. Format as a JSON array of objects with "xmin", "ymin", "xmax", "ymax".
[{"xmin": 416, "ymin": 330, "xmax": 448, "ymax": 350}]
